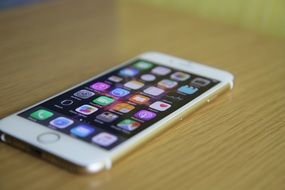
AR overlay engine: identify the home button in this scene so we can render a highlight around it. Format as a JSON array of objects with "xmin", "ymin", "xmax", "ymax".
[{"xmin": 37, "ymin": 132, "xmax": 60, "ymax": 144}]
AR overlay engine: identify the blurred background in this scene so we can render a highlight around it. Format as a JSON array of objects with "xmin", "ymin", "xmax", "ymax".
[
  {"xmin": 1, "ymin": 0, "xmax": 285, "ymax": 38},
  {"xmin": 133, "ymin": 0, "xmax": 285, "ymax": 38}
]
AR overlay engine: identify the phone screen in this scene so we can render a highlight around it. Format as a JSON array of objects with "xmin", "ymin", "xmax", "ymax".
[{"xmin": 19, "ymin": 60, "xmax": 219, "ymax": 150}]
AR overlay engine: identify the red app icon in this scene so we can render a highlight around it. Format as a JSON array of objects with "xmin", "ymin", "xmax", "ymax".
[{"xmin": 150, "ymin": 101, "xmax": 171, "ymax": 111}]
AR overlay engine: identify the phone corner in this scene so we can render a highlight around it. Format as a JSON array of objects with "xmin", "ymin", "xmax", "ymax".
[
  {"xmin": 80, "ymin": 159, "xmax": 112, "ymax": 174},
  {"xmin": 224, "ymin": 72, "xmax": 235, "ymax": 89}
]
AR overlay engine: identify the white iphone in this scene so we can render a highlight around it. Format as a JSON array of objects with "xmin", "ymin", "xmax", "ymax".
[{"xmin": 0, "ymin": 52, "xmax": 234, "ymax": 173}]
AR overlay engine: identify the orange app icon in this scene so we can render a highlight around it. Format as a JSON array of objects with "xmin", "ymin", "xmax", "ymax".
[
  {"xmin": 129, "ymin": 94, "xmax": 150, "ymax": 104},
  {"xmin": 113, "ymin": 103, "xmax": 135, "ymax": 113}
]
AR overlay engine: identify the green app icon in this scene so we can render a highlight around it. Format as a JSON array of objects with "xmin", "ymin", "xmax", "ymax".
[
  {"xmin": 30, "ymin": 109, "xmax": 53, "ymax": 120},
  {"xmin": 133, "ymin": 61, "xmax": 153, "ymax": 70},
  {"xmin": 93, "ymin": 96, "xmax": 114, "ymax": 106}
]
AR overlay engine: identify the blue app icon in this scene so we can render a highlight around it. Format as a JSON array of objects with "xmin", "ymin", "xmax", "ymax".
[
  {"xmin": 50, "ymin": 117, "xmax": 74, "ymax": 129},
  {"xmin": 178, "ymin": 85, "xmax": 198, "ymax": 95},
  {"xmin": 70, "ymin": 125, "xmax": 95, "ymax": 137},
  {"xmin": 110, "ymin": 88, "xmax": 130, "ymax": 97},
  {"xmin": 119, "ymin": 67, "xmax": 139, "ymax": 77}
]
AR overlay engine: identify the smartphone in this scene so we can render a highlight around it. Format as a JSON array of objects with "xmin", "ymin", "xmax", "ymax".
[{"xmin": 0, "ymin": 52, "xmax": 234, "ymax": 174}]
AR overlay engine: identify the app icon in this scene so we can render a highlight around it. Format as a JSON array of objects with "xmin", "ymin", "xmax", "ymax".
[
  {"xmin": 93, "ymin": 96, "xmax": 114, "ymax": 106},
  {"xmin": 113, "ymin": 103, "xmax": 135, "ymax": 113},
  {"xmin": 117, "ymin": 119, "xmax": 141, "ymax": 131},
  {"xmin": 124, "ymin": 80, "xmax": 144, "ymax": 90},
  {"xmin": 50, "ymin": 117, "xmax": 74, "ymax": 129},
  {"xmin": 96, "ymin": 112, "xmax": 119, "ymax": 123},
  {"xmin": 151, "ymin": 66, "xmax": 171, "ymax": 75},
  {"xmin": 110, "ymin": 88, "xmax": 130, "ymax": 97},
  {"xmin": 191, "ymin": 77, "xmax": 210, "ymax": 87},
  {"xmin": 108, "ymin": 75, "xmax": 123, "ymax": 83},
  {"xmin": 134, "ymin": 110, "xmax": 156, "ymax": 121},
  {"xmin": 60, "ymin": 99, "xmax": 73, "ymax": 106},
  {"xmin": 92, "ymin": 132, "xmax": 118, "ymax": 147},
  {"xmin": 150, "ymin": 101, "xmax": 171, "ymax": 111},
  {"xmin": 75, "ymin": 104, "xmax": 98, "ymax": 115},
  {"xmin": 129, "ymin": 94, "xmax": 150, "ymax": 104},
  {"xmin": 158, "ymin": 79, "xmax": 178, "ymax": 89},
  {"xmin": 171, "ymin": 72, "xmax": 190, "ymax": 81},
  {"xmin": 90, "ymin": 82, "xmax": 110, "ymax": 91},
  {"xmin": 166, "ymin": 94, "xmax": 184, "ymax": 101},
  {"xmin": 140, "ymin": 74, "xmax": 156, "ymax": 82},
  {"xmin": 143, "ymin": 86, "xmax": 164, "ymax": 96},
  {"xmin": 133, "ymin": 61, "xmax": 153, "ymax": 70},
  {"xmin": 178, "ymin": 85, "xmax": 198, "ymax": 95},
  {"xmin": 30, "ymin": 109, "xmax": 53, "ymax": 120},
  {"xmin": 71, "ymin": 125, "xmax": 95, "ymax": 137},
  {"xmin": 119, "ymin": 67, "xmax": 139, "ymax": 77},
  {"xmin": 73, "ymin": 89, "xmax": 95, "ymax": 99}
]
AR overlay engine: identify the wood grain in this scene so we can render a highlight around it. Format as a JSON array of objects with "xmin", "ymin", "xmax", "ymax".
[{"xmin": 0, "ymin": 1, "xmax": 285, "ymax": 190}]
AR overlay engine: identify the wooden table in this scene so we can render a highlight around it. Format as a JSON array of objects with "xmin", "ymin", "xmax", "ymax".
[{"xmin": 0, "ymin": 0, "xmax": 284, "ymax": 189}]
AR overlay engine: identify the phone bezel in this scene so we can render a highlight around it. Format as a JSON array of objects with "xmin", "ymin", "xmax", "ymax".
[{"xmin": 0, "ymin": 52, "xmax": 234, "ymax": 173}]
